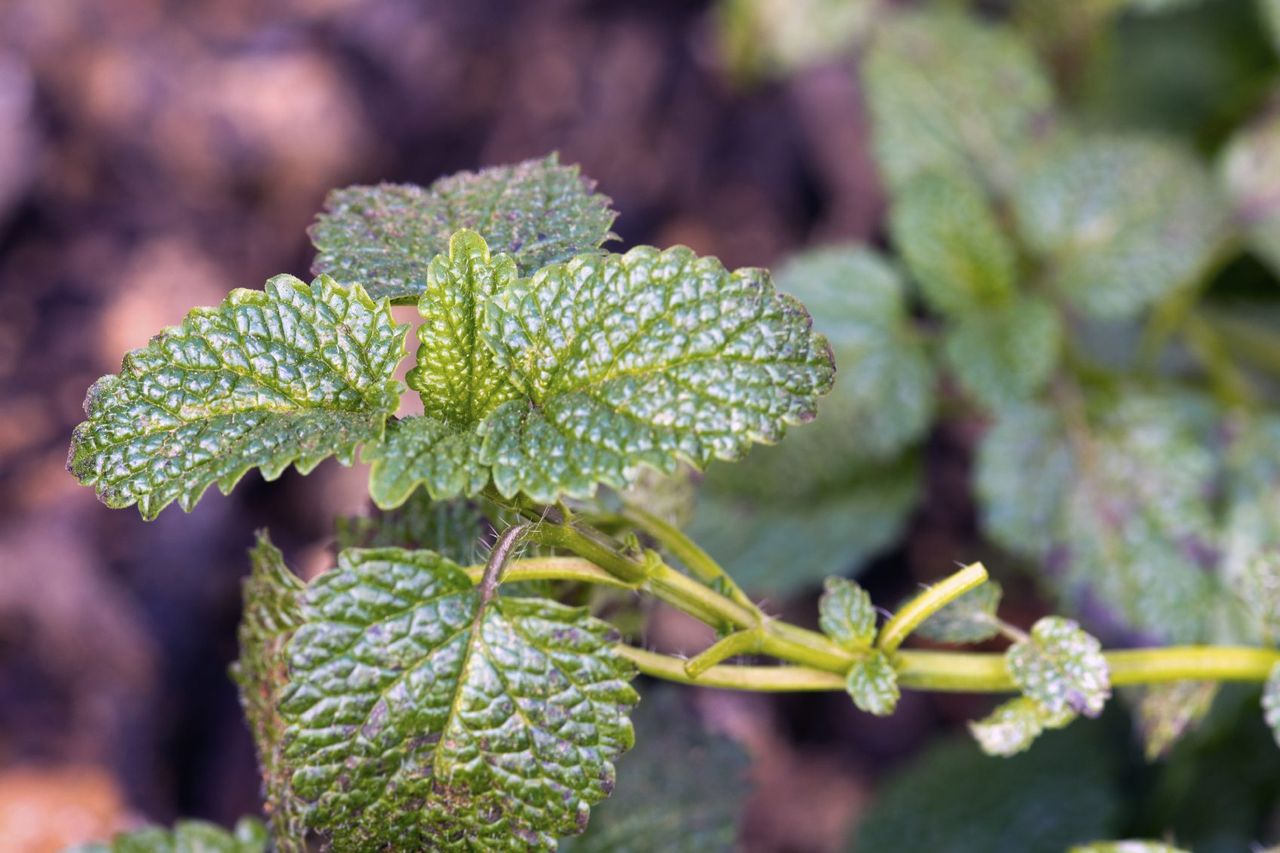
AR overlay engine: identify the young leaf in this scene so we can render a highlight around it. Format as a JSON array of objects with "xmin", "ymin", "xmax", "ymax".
[
  {"xmin": 969, "ymin": 696, "xmax": 1075, "ymax": 757},
  {"xmin": 1263, "ymin": 662, "xmax": 1280, "ymax": 748},
  {"xmin": 280, "ymin": 548, "xmax": 638, "ymax": 850},
  {"xmin": 1013, "ymin": 135, "xmax": 1229, "ymax": 319},
  {"xmin": 1007, "ymin": 616, "xmax": 1110, "ymax": 718},
  {"xmin": 852, "ymin": 727, "xmax": 1122, "ymax": 852},
  {"xmin": 942, "ymin": 295, "xmax": 1063, "ymax": 410},
  {"xmin": 68, "ymin": 818, "xmax": 268, "ymax": 853},
  {"xmin": 845, "ymin": 650, "xmax": 900, "ymax": 716},
  {"xmin": 558, "ymin": 689, "xmax": 751, "ymax": 852},
  {"xmin": 862, "ymin": 9, "xmax": 1053, "ymax": 194},
  {"xmin": 819, "ymin": 577, "xmax": 878, "ymax": 650},
  {"xmin": 889, "ymin": 171, "xmax": 1017, "ymax": 317},
  {"xmin": 915, "ymin": 581, "xmax": 1003, "ymax": 644},
  {"xmin": 229, "ymin": 535, "xmax": 307, "ymax": 851},
  {"xmin": 1134, "ymin": 681, "xmax": 1219, "ymax": 761},
  {"xmin": 67, "ymin": 276, "xmax": 406, "ymax": 520},
  {"xmin": 310, "ymin": 154, "xmax": 617, "ymax": 302}
]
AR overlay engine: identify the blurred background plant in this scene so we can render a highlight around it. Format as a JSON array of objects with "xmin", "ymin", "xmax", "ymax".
[{"xmin": 7, "ymin": 0, "xmax": 1280, "ymax": 850}]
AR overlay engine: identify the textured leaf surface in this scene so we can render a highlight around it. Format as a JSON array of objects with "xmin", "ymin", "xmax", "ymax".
[
  {"xmin": 69, "ymin": 819, "xmax": 268, "ymax": 853},
  {"xmin": 68, "ymin": 276, "xmax": 405, "ymax": 519},
  {"xmin": 890, "ymin": 171, "xmax": 1017, "ymax": 317},
  {"xmin": 310, "ymin": 154, "xmax": 616, "ymax": 302},
  {"xmin": 862, "ymin": 10, "xmax": 1053, "ymax": 193},
  {"xmin": 943, "ymin": 295, "xmax": 1062, "ymax": 410},
  {"xmin": 852, "ymin": 727, "xmax": 1121, "ymax": 852},
  {"xmin": 1008, "ymin": 617, "xmax": 1110, "ymax": 717},
  {"xmin": 1220, "ymin": 415, "xmax": 1280, "ymax": 645},
  {"xmin": 916, "ymin": 581, "xmax": 1003, "ymax": 644},
  {"xmin": 280, "ymin": 547, "xmax": 637, "ymax": 850},
  {"xmin": 819, "ymin": 577, "xmax": 877, "ymax": 650},
  {"xmin": 558, "ymin": 689, "xmax": 751, "ymax": 852},
  {"xmin": 845, "ymin": 651, "xmax": 899, "ymax": 716},
  {"xmin": 1264, "ymin": 662, "xmax": 1280, "ymax": 749},
  {"xmin": 229, "ymin": 535, "xmax": 307, "ymax": 851},
  {"xmin": 968, "ymin": 696, "xmax": 1075, "ymax": 757},
  {"xmin": 1134, "ymin": 681, "xmax": 1218, "ymax": 761},
  {"xmin": 976, "ymin": 394, "xmax": 1225, "ymax": 642},
  {"xmin": 1221, "ymin": 109, "xmax": 1280, "ymax": 276},
  {"xmin": 1013, "ymin": 135, "xmax": 1229, "ymax": 319},
  {"xmin": 689, "ymin": 454, "xmax": 920, "ymax": 596}
]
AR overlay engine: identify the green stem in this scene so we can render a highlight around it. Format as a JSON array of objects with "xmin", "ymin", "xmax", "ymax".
[
  {"xmin": 684, "ymin": 628, "xmax": 765, "ymax": 677},
  {"xmin": 617, "ymin": 646, "xmax": 845, "ymax": 691},
  {"xmin": 462, "ymin": 557, "xmax": 639, "ymax": 590},
  {"xmin": 878, "ymin": 563, "xmax": 989, "ymax": 653}
]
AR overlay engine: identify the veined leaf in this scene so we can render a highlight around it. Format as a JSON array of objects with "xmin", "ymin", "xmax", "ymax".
[
  {"xmin": 68, "ymin": 276, "xmax": 406, "ymax": 520},
  {"xmin": 280, "ymin": 548, "xmax": 638, "ymax": 850},
  {"xmin": 969, "ymin": 696, "xmax": 1075, "ymax": 757},
  {"xmin": 558, "ymin": 689, "xmax": 751, "ymax": 852},
  {"xmin": 67, "ymin": 818, "xmax": 268, "ymax": 853},
  {"xmin": 1007, "ymin": 616, "xmax": 1110, "ymax": 718},
  {"xmin": 845, "ymin": 651, "xmax": 900, "ymax": 716},
  {"xmin": 310, "ymin": 154, "xmax": 617, "ymax": 302},
  {"xmin": 916, "ymin": 581, "xmax": 1003, "ymax": 644},
  {"xmin": 1013, "ymin": 135, "xmax": 1230, "ymax": 319},
  {"xmin": 862, "ymin": 9, "xmax": 1053, "ymax": 194},
  {"xmin": 1134, "ymin": 681, "xmax": 1219, "ymax": 761},
  {"xmin": 942, "ymin": 295, "xmax": 1063, "ymax": 410},
  {"xmin": 890, "ymin": 171, "xmax": 1017, "ymax": 317},
  {"xmin": 819, "ymin": 577, "xmax": 877, "ymax": 650},
  {"xmin": 229, "ymin": 535, "xmax": 307, "ymax": 851}
]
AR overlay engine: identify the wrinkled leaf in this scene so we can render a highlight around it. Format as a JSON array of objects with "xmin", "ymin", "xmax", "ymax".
[
  {"xmin": 819, "ymin": 577, "xmax": 877, "ymax": 650},
  {"xmin": 310, "ymin": 154, "xmax": 616, "ymax": 302},
  {"xmin": 969, "ymin": 696, "xmax": 1075, "ymax": 757},
  {"xmin": 1013, "ymin": 135, "xmax": 1229, "ymax": 319},
  {"xmin": 280, "ymin": 547, "xmax": 637, "ymax": 850},
  {"xmin": 889, "ymin": 171, "xmax": 1017, "ymax": 317},
  {"xmin": 916, "ymin": 581, "xmax": 1003, "ymax": 644},
  {"xmin": 862, "ymin": 10, "xmax": 1053, "ymax": 194},
  {"xmin": 851, "ymin": 727, "xmax": 1121, "ymax": 852},
  {"xmin": 1008, "ymin": 616, "xmax": 1110, "ymax": 717},
  {"xmin": 559, "ymin": 689, "xmax": 751, "ymax": 852},
  {"xmin": 67, "ymin": 818, "xmax": 268, "ymax": 853},
  {"xmin": 229, "ymin": 535, "xmax": 307, "ymax": 851},
  {"xmin": 942, "ymin": 295, "xmax": 1062, "ymax": 410},
  {"xmin": 845, "ymin": 650, "xmax": 899, "ymax": 716},
  {"xmin": 1134, "ymin": 681, "xmax": 1219, "ymax": 761},
  {"xmin": 68, "ymin": 276, "xmax": 406, "ymax": 520}
]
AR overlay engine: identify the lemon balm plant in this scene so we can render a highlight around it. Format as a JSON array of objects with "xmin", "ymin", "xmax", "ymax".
[{"xmin": 64, "ymin": 150, "xmax": 1280, "ymax": 851}]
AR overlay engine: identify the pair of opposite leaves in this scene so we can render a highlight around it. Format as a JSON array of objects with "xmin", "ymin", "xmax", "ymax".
[{"xmin": 68, "ymin": 230, "xmax": 836, "ymax": 518}]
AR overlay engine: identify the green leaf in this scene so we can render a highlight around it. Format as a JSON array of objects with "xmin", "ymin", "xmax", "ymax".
[
  {"xmin": 1264, "ymin": 662, "xmax": 1280, "ymax": 749},
  {"xmin": 819, "ymin": 577, "xmax": 877, "ymax": 650},
  {"xmin": 845, "ymin": 650, "xmax": 899, "ymax": 716},
  {"xmin": 280, "ymin": 547, "xmax": 638, "ymax": 850},
  {"xmin": 851, "ymin": 727, "xmax": 1122, "ymax": 852},
  {"xmin": 1070, "ymin": 842, "xmax": 1191, "ymax": 853},
  {"xmin": 889, "ymin": 171, "xmax": 1017, "ymax": 317},
  {"xmin": 915, "ymin": 581, "xmax": 1003, "ymax": 644},
  {"xmin": 68, "ymin": 276, "xmax": 406, "ymax": 520},
  {"xmin": 862, "ymin": 9, "xmax": 1053, "ymax": 194},
  {"xmin": 1007, "ymin": 616, "xmax": 1110, "ymax": 718},
  {"xmin": 689, "ymin": 453, "xmax": 920, "ymax": 597},
  {"xmin": 1221, "ymin": 415, "xmax": 1280, "ymax": 645},
  {"xmin": 1134, "ymin": 680, "xmax": 1219, "ymax": 761},
  {"xmin": 1013, "ymin": 135, "xmax": 1229, "ymax": 319},
  {"xmin": 943, "ymin": 295, "xmax": 1063, "ymax": 410},
  {"xmin": 229, "ymin": 535, "xmax": 307, "ymax": 851},
  {"xmin": 67, "ymin": 818, "xmax": 268, "ymax": 853},
  {"xmin": 310, "ymin": 154, "xmax": 617, "ymax": 302},
  {"xmin": 558, "ymin": 688, "xmax": 751, "ymax": 852},
  {"xmin": 976, "ymin": 394, "xmax": 1226, "ymax": 642},
  {"xmin": 969, "ymin": 696, "xmax": 1076, "ymax": 757}
]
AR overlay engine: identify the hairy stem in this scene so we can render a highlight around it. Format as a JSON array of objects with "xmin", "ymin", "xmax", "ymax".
[
  {"xmin": 684, "ymin": 628, "xmax": 766, "ymax": 677},
  {"xmin": 877, "ymin": 563, "xmax": 989, "ymax": 653}
]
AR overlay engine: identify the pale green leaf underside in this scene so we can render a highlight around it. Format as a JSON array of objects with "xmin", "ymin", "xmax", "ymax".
[
  {"xmin": 280, "ymin": 548, "xmax": 638, "ymax": 850},
  {"xmin": 969, "ymin": 696, "xmax": 1074, "ymax": 757},
  {"xmin": 68, "ymin": 276, "xmax": 406, "ymax": 520},
  {"xmin": 845, "ymin": 651, "xmax": 900, "ymax": 716},
  {"xmin": 372, "ymin": 231, "xmax": 835, "ymax": 507},
  {"xmin": 229, "ymin": 534, "xmax": 307, "ymax": 852},
  {"xmin": 67, "ymin": 818, "xmax": 268, "ymax": 853},
  {"xmin": 1007, "ymin": 617, "xmax": 1110, "ymax": 718},
  {"xmin": 819, "ymin": 577, "xmax": 877, "ymax": 650},
  {"xmin": 310, "ymin": 154, "xmax": 617, "ymax": 302},
  {"xmin": 915, "ymin": 581, "xmax": 1003, "ymax": 644}
]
